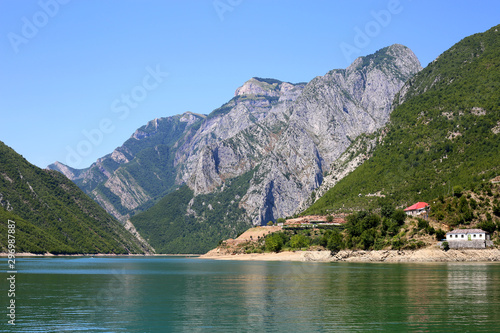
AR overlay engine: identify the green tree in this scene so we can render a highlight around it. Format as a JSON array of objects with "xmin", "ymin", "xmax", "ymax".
[
  {"xmin": 290, "ymin": 234, "xmax": 310, "ymax": 249},
  {"xmin": 392, "ymin": 210, "xmax": 407, "ymax": 225},
  {"xmin": 380, "ymin": 202, "xmax": 395, "ymax": 218},
  {"xmin": 478, "ymin": 219, "xmax": 497, "ymax": 234},
  {"xmin": 493, "ymin": 204, "xmax": 500, "ymax": 217},
  {"xmin": 359, "ymin": 229, "xmax": 377, "ymax": 250},
  {"xmin": 435, "ymin": 229, "xmax": 446, "ymax": 240},
  {"xmin": 453, "ymin": 185, "xmax": 463, "ymax": 198},
  {"xmin": 326, "ymin": 229, "xmax": 343, "ymax": 252},
  {"xmin": 267, "ymin": 221, "xmax": 274, "ymax": 226},
  {"xmin": 265, "ymin": 233, "xmax": 284, "ymax": 252}
]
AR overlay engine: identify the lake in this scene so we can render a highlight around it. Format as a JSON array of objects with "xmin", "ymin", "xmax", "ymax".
[{"xmin": 2, "ymin": 257, "xmax": 500, "ymax": 332}]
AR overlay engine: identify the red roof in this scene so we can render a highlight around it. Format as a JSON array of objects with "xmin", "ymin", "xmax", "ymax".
[{"xmin": 404, "ymin": 202, "xmax": 429, "ymax": 211}]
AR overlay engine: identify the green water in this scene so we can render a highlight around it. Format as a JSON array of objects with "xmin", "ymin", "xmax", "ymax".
[{"xmin": 2, "ymin": 257, "xmax": 500, "ymax": 332}]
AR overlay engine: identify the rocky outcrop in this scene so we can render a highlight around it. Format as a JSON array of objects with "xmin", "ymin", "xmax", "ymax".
[{"xmin": 238, "ymin": 44, "xmax": 421, "ymax": 224}]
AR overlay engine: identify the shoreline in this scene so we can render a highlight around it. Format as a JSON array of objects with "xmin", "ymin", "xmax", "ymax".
[
  {"xmin": 3, "ymin": 248, "xmax": 499, "ymax": 263},
  {"xmin": 200, "ymin": 247, "xmax": 500, "ymax": 263},
  {"xmin": 0, "ymin": 253, "xmax": 200, "ymax": 257}
]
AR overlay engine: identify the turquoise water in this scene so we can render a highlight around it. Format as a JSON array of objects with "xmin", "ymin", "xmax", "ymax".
[{"xmin": 2, "ymin": 257, "xmax": 500, "ymax": 332}]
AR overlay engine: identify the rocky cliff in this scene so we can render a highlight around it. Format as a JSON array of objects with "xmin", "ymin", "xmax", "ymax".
[{"xmin": 190, "ymin": 44, "xmax": 421, "ymax": 224}]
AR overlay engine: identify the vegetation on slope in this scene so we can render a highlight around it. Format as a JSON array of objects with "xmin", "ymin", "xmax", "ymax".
[
  {"xmin": 223, "ymin": 181, "xmax": 500, "ymax": 254},
  {"xmin": 304, "ymin": 24, "xmax": 500, "ymax": 215},
  {"xmin": 0, "ymin": 141, "xmax": 146, "ymax": 254},
  {"xmin": 132, "ymin": 168, "xmax": 256, "ymax": 254},
  {"xmin": 429, "ymin": 181, "xmax": 500, "ymax": 236}
]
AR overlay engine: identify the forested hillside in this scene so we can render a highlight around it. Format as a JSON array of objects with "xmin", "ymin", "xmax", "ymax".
[
  {"xmin": 0, "ymin": 141, "xmax": 149, "ymax": 254},
  {"xmin": 132, "ymin": 168, "xmax": 256, "ymax": 254},
  {"xmin": 305, "ymin": 24, "xmax": 500, "ymax": 215}
]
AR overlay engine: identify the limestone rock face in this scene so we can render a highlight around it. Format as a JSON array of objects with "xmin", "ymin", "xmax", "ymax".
[{"xmin": 49, "ymin": 45, "xmax": 421, "ymax": 227}]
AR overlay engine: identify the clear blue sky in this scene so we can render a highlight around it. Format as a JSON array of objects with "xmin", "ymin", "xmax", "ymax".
[{"xmin": 1, "ymin": 0, "xmax": 499, "ymax": 169}]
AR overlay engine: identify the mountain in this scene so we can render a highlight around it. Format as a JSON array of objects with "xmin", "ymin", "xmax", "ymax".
[
  {"xmin": 50, "ymin": 44, "xmax": 421, "ymax": 253},
  {"xmin": 305, "ymin": 24, "xmax": 500, "ymax": 215},
  {"xmin": 0, "ymin": 141, "xmax": 152, "ymax": 254},
  {"xmin": 50, "ymin": 112, "xmax": 207, "ymax": 221}
]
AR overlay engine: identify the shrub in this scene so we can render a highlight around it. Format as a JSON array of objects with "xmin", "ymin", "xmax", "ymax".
[
  {"xmin": 392, "ymin": 209, "xmax": 407, "ymax": 225},
  {"xmin": 290, "ymin": 234, "xmax": 310, "ymax": 249},
  {"xmin": 435, "ymin": 211, "xmax": 445, "ymax": 221},
  {"xmin": 435, "ymin": 229, "xmax": 446, "ymax": 240},
  {"xmin": 493, "ymin": 204, "xmax": 500, "ymax": 217},
  {"xmin": 478, "ymin": 219, "xmax": 497, "ymax": 234},
  {"xmin": 438, "ymin": 195, "xmax": 445, "ymax": 203},
  {"xmin": 426, "ymin": 226, "xmax": 436, "ymax": 235},
  {"xmin": 325, "ymin": 230, "xmax": 343, "ymax": 252},
  {"xmin": 417, "ymin": 218, "xmax": 429, "ymax": 230},
  {"xmin": 265, "ymin": 233, "xmax": 284, "ymax": 252},
  {"xmin": 381, "ymin": 202, "xmax": 395, "ymax": 218},
  {"xmin": 470, "ymin": 199, "xmax": 478, "ymax": 210},
  {"xmin": 442, "ymin": 241, "xmax": 450, "ymax": 251},
  {"xmin": 453, "ymin": 185, "xmax": 463, "ymax": 198},
  {"xmin": 276, "ymin": 218, "xmax": 286, "ymax": 224},
  {"xmin": 391, "ymin": 237, "xmax": 405, "ymax": 250}
]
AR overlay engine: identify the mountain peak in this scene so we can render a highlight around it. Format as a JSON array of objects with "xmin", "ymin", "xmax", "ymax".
[
  {"xmin": 234, "ymin": 77, "xmax": 299, "ymax": 97},
  {"xmin": 347, "ymin": 43, "xmax": 421, "ymax": 81}
]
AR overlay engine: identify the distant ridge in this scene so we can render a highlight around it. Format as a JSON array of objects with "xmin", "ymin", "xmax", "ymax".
[{"xmin": 0, "ymin": 140, "xmax": 151, "ymax": 254}]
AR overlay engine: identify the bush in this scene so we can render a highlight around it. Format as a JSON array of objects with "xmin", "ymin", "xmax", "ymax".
[
  {"xmin": 325, "ymin": 230, "xmax": 343, "ymax": 252},
  {"xmin": 442, "ymin": 241, "xmax": 450, "ymax": 251},
  {"xmin": 493, "ymin": 204, "xmax": 500, "ymax": 217},
  {"xmin": 453, "ymin": 185, "xmax": 463, "ymax": 198},
  {"xmin": 392, "ymin": 237, "xmax": 405, "ymax": 250},
  {"xmin": 417, "ymin": 218, "xmax": 429, "ymax": 230},
  {"xmin": 265, "ymin": 233, "xmax": 285, "ymax": 252},
  {"xmin": 381, "ymin": 202, "xmax": 395, "ymax": 218},
  {"xmin": 426, "ymin": 226, "xmax": 436, "ymax": 235},
  {"xmin": 470, "ymin": 199, "xmax": 478, "ymax": 210},
  {"xmin": 392, "ymin": 210, "xmax": 407, "ymax": 225},
  {"xmin": 435, "ymin": 229, "xmax": 446, "ymax": 240},
  {"xmin": 382, "ymin": 218, "xmax": 400, "ymax": 237},
  {"xmin": 289, "ymin": 234, "xmax": 310, "ymax": 249},
  {"xmin": 435, "ymin": 211, "xmax": 445, "ymax": 221},
  {"xmin": 478, "ymin": 219, "xmax": 497, "ymax": 234}
]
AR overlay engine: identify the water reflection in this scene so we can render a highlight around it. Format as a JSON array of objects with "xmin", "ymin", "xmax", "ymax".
[{"xmin": 7, "ymin": 258, "xmax": 500, "ymax": 332}]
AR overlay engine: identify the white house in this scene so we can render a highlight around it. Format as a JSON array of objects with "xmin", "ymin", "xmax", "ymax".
[
  {"xmin": 445, "ymin": 229, "xmax": 492, "ymax": 249},
  {"xmin": 446, "ymin": 229, "xmax": 490, "ymax": 241}
]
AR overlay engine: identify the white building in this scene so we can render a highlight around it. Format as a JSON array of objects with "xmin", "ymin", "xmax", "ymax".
[
  {"xmin": 445, "ymin": 229, "xmax": 492, "ymax": 249},
  {"xmin": 446, "ymin": 229, "xmax": 490, "ymax": 241}
]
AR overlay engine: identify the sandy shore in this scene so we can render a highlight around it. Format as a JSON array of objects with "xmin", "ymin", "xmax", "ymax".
[
  {"xmin": 0, "ymin": 253, "xmax": 198, "ymax": 257},
  {"xmin": 200, "ymin": 247, "xmax": 500, "ymax": 263}
]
